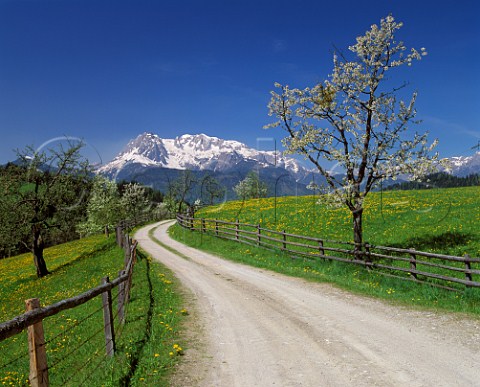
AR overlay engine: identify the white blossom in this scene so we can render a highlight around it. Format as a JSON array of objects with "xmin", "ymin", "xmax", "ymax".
[{"xmin": 265, "ymin": 14, "xmax": 438, "ymax": 246}]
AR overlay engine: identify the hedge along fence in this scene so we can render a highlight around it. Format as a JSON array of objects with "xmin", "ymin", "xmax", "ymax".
[
  {"xmin": 0, "ymin": 226, "xmax": 137, "ymax": 387},
  {"xmin": 176, "ymin": 214, "xmax": 480, "ymax": 291}
]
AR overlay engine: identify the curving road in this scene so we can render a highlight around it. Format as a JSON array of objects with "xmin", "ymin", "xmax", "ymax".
[{"xmin": 135, "ymin": 221, "xmax": 480, "ymax": 387}]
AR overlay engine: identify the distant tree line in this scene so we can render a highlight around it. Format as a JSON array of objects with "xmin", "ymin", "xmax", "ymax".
[
  {"xmin": 384, "ymin": 172, "xmax": 480, "ymax": 191},
  {"xmin": 233, "ymin": 171, "xmax": 268, "ymax": 200}
]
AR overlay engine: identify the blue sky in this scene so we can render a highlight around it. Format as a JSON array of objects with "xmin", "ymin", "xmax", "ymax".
[{"xmin": 0, "ymin": 0, "xmax": 479, "ymax": 166}]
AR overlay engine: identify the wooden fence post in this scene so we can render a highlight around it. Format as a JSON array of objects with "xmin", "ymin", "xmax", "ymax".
[
  {"xmin": 124, "ymin": 235, "xmax": 131, "ymax": 267},
  {"xmin": 116, "ymin": 226, "xmax": 122, "ymax": 247},
  {"xmin": 235, "ymin": 219, "xmax": 240, "ymax": 241},
  {"xmin": 465, "ymin": 254, "xmax": 472, "ymax": 287},
  {"xmin": 202, "ymin": 218, "xmax": 206, "ymax": 233},
  {"xmin": 257, "ymin": 224, "xmax": 261, "ymax": 246},
  {"xmin": 131, "ymin": 241, "xmax": 137, "ymax": 265},
  {"xmin": 215, "ymin": 221, "xmax": 219, "ymax": 236},
  {"xmin": 410, "ymin": 249, "xmax": 418, "ymax": 280},
  {"xmin": 125, "ymin": 255, "xmax": 134, "ymax": 304},
  {"xmin": 364, "ymin": 243, "xmax": 372, "ymax": 267},
  {"xmin": 117, "ymin": 270, "xmax": 126, "ymax": 324},
  {"xmin": 26, "ymin": 298, "xmax": 49, "ymax": 387},
  {"xmin": 318, "ymin": 239, "xmax": 324, "ymax": 257},
  {"xmin": 282, "ymin": 231, "xmax": 287, "ymax": 251},
  {"xmin": 102, "ymin": 277, "xmax": 115, "ymax": 357}
]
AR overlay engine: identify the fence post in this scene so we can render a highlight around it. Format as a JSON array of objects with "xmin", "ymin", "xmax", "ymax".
[
  {"xmin": 26, "ymin": 298, "xmax": 49, "ymax": 387},
  {"xmin": 257, "ymin": 224, "xmax": 261, "ymax": 246},
  {"xmin": 124, "ymin": 274, "xmax": 131, "ymax": 306},
  {"xmin": 131, "ymin": 241, "xmax": 137, "ymax": 265},
  {"xmin": 116, "ymin": 226, "xmax": 123, "ymax": 247},
  {"xmin": 364, "ymin": 243, "xmax": 372, "ymax": 268},
  {"xmin": 465, "ymin": 254, "xmax": 472, "ymax": 287},
  {"xmin": 283, "ymin": 230, "xmax": 287, "ymax": 251},
  {"xmin": 125, "ymin": 253, "xmax": 135, "ymax": 304},
  {"xmin": 235, "ymin": 219, "xmax": 240, "ymax": 241},
  {"xmin": 409, "ymin": 249, "xmax": 418, "ymax": 280},
  {"xmin": 118, "ymin": 270, "xmax": 126, "ymax": 324},
  {"xmin": 202, "ymin": 218, "xmax": 206, "ymax": 233},
  {"xmin": 124, "ymin": 235, "xmax": 131, "ymax": 267},
  {"xmin": 102, "ymin": 277, "xmax": 115, "ymax": 357},
  {"xmin": 318, "ymin": 239, "xmax": 324, "ymax": 257},
  {"xmin": 215, "ymin": 221, "xmax": 219, "ymax": 236}
]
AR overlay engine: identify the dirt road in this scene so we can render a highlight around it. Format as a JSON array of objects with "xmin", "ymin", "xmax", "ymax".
[{"xmin": 135, "ymin": 221, "xmax": 480, "ymax": 386}]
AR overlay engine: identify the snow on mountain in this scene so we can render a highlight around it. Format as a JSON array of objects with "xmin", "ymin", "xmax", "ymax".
[
  {"xmin": 97, "ymin": 132, "xmax": 309, "ymax": 178},
  {"xmin": 448, "ymin": 151, "xmax": 480, "ymax": 176},
  {"xmin": 96, "ymin": 132, "xmax": 480, "ymax": 183}
]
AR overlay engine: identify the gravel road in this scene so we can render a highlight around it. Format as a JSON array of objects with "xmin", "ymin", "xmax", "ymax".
[{"xmin": 135, "ymin": 221, "xmax": 480, "ymax": 387}]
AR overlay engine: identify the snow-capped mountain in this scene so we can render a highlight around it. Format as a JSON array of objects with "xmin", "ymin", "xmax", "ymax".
[
  {"xmin": 448, "ymin": 151, "xmax": 480, "ymax": 177},
  {"xmin": 97, "ymin": 132, "xmax": 309, "ymax": 178},
  {"xmin": 95, "ymin": 132, "xmax": 479, "ymax": 197}
]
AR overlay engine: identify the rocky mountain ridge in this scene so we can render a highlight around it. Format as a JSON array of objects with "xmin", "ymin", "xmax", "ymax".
[{"xmin": 97, "ymin": 132, "xmax": 310, "ymax": 180}]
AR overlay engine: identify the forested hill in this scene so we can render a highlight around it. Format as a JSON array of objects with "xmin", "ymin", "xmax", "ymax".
[{"xmin": 385, "ymin": 172, "xmax": 480, "ymax": 191}]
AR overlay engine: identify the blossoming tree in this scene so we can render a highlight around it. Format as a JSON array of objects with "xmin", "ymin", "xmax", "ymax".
[{"xmin": 265, "ymin": 15, "xmax": 441, "ymax": 255}]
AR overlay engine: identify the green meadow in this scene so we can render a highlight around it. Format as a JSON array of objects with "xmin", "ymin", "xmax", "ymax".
[
  {"xmin": 198, "ymin": 186, "xmax": 480, "ymax": 257},
  {"xmin": 0, "ymin": 234, "xmax": 186, "ymax": 386}
]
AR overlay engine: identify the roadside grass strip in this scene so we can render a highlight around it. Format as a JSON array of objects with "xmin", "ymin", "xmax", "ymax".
[{"xmin": 0, "ymin": 234, "xmax": 186, "ymax": 386}]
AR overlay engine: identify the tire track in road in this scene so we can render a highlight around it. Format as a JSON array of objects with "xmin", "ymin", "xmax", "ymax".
[{"xmin": 136, "ymin": 221, "xmax": 480, "ymax": 387}]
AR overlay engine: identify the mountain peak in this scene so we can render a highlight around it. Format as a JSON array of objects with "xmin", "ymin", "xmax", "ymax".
[
  {"xmin": 97, "ymin": 132, "xmax": 309, "ymax": 179},
  {"xmin": 449, "ymin": 151, "xmax": 480, "ymax": 176}
]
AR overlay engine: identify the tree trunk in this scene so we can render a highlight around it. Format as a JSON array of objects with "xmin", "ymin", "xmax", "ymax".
[
  {"xmin": 33, "ymin": 229, "xmax": 50, "ymax": 278},
  {"xmin": 352, "ymin": 208, "xmax": 363, "ymax": 260}
]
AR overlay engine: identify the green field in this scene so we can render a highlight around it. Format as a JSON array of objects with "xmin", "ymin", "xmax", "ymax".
[
  {"xmin": 198, "ymin": 186, "xmax": 480, "ymax": 257},
  {"xmin": 0, "ymin": 234, "xmax": 186, "ymax": 386}
]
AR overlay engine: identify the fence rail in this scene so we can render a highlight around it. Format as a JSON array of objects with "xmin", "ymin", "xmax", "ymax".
[
  {"xmin": 0, "ymin": 224, "xmax": 137, "ymax": 386},
  {"xmin": 177, "ymin": 214, "xmax": 480, "ymax": 290}
]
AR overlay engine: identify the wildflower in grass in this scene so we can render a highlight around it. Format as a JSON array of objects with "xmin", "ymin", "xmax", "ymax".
[{"xmin": 173, "ymin": 343, "xmax": 184, "ymax": 355}]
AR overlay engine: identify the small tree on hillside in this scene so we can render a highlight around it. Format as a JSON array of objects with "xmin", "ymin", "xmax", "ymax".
[
  {"xmin": 234, "ymin": 171, "xmax": 268, "ymax": 200},
  {"xmin": 0, "ymin": 141, "xmax": 91, "ymax": 277},
  {"xmin": 120, "ymin": 182, "xmax": 150, "ymax": 225},
  {"xmin": 265, "ymin": 15, "xmax": 441, "ymax": 255},
  {"xmin": 200, "ymin": 174, "xmax": 225, "ymax": 204},
  {"xmin": 166, "ymin": 170, "xmax": 197, "ymax": 214},
  {"xmin": 78, "ymin": 176, "xmax": 122, "ymax": 236}
]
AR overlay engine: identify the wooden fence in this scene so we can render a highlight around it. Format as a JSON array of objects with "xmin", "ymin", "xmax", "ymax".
[
  {"xmin": 0, "ymin": 225, "xmax": 137, "ymax": 387},
  {"xmin": 177, "ymin": 214, "xmax": 480, "ymax": 290}
]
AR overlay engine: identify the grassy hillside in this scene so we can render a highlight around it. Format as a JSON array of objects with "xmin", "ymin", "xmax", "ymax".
[
  {"xmin": 0, "ymin": 234, "xmax": 186, "ymax": 386},
  {"xmin": 197, "ymin": 186, "xmax": 480, "ymax": 257}
]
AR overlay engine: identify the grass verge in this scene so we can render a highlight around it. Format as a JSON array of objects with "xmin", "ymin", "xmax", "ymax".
[
  {"xmin": 0, "ymin": 234, "xmax": 187, "ymax": 386},
  {"xmin": 169, "ymin": 224, "xmax": 480, "ymax": 317}
]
